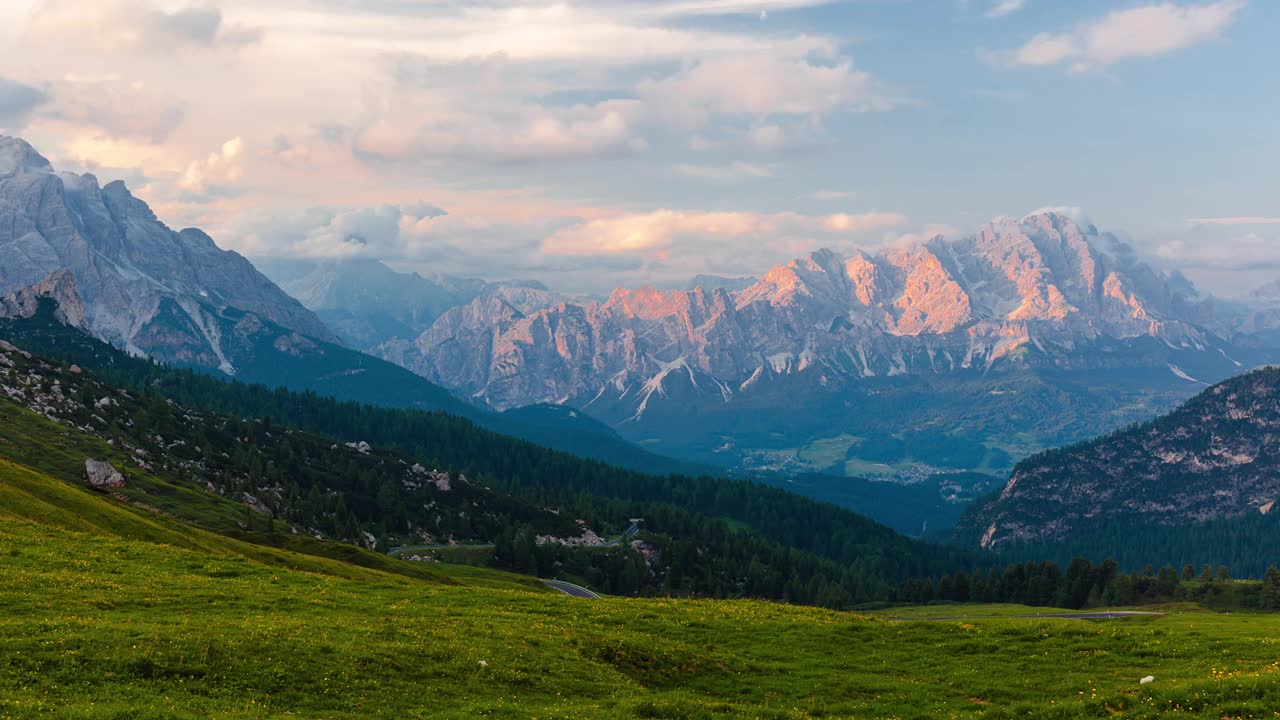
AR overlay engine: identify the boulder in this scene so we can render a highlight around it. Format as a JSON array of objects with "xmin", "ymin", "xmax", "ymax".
[
  {"xmin": 241, "ymin": 492, "xmax": 272, "ymax": 515},
  {"xmin": 84, "ymin": 459, "xmax": 125, "ymax": 490}
]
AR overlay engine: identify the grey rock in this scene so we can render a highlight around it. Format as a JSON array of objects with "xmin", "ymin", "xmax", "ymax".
[
  {"xmin": 241, "ymin": 492, "xmax": 272, "ymax": 515},
  {"xmin": 0, "ymin": 269, "xmax": 87, "ymax": 328},
  {"xmin": 84, "ymin": 459, "xmax": 125, "ymax": 490}
]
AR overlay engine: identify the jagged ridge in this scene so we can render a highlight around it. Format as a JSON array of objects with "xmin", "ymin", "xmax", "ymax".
[
  {"xmin": 955, "ymin": 366, "xmax": 1280, "ymax": 551},
  {"xmin": 384, "ymin": 211, "xmax": 1220, "ymax": 417},
  {"xmin": 0, "ymin": 135, "xmax": 336, "ymax": 374}
]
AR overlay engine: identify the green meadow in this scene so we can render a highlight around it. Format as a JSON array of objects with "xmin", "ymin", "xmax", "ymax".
[
  {"xmin": 4, "ymin": 457, "xmax": 1280, "ymax": 719},
  {"xmin": 0, "ymin": 375, "xmax": 1273, "ymax": 720}
]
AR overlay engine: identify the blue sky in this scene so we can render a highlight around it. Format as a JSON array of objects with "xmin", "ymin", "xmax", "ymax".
[{"xmin": 0, "ymin": 0, "xmax": 1275, "ymax": 294}]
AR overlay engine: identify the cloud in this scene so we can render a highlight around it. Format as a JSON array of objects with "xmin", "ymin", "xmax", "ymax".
[
  {"xmin": 178, "ymin": 137, "xmax": 245, "ymax": 196},
  {"xmin": 26, "ymin": 0, "xmax": 260, "ymax": 53},
  {"xmin": 230, "ymin": 204, "xmax": 430, "ymax": 259},
  {"xmin": 998, "ymin": 0, "xmax": 1245, "ymax": 72},
  {"xmin": 0, "ymin": 77, "xmax": 47, "ymax": 131},
  {"xmin": 986, "ymin": 0, "xmax": 1027, "ymax": 18},
  {"xmin": 1188, "ymin": 216, "xmax": 1280, "ymax": 225},
  {"xmin": 1023, "ymin": 205, "xmax": 1093, "ymax": 225},
  {"xmin": 814, "ymin": 189, "xmax": 857, "ymax": 200},
  {"xmin": 542, "ymin": 210, "xmax": 906, "ymax": 255},
  {"xmin": 1156, "ymin": 230, "xmax": 1280, "ymax": 271},
  {"xmin": 228, "ymin": 202, "xmax": 581, "ymax": 287},
  {"xmin": 354, "ymin": 99, "xmax": 647, "ymax": 165},
  {"xmin": 47, "ymin": 76, "xmax": 185, "ymax": 142},
  {"xmin": 673, "ymin": 161, "xmax": 775, "ymax": 180},
  {"xmin": 638, "ymin": 53, "xmax": 893, "ymax": 128}
]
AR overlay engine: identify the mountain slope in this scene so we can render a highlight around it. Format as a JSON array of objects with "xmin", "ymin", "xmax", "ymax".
[
  {"xmin": 955, "ymin": 367, "xmax": 1280, "ymax": 569},
  {"xmin": 0, "ymin": 136, "xmax": 336, "ymax": 370}
]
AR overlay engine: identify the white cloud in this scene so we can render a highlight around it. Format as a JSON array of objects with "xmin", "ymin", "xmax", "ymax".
[
  {"xmin": 638, "ymin": 53, "xmax": 893, "ymax": 128},
  {"xmin": 1023, "ymin": 205, "xmax": 1093, "ymax": 226},
  {"xmin": 354, "ymin": 99, "xmax": 647, "ymax": 165},
  {"xmin": 178, "ymin": 137, "xmax": 245, "ymax": 195},
  {"xmin": 542, "ymin": 209, "xmax": 906, "ymax": 255},
  {"xmin": 26, "ymin": 0, "xmax": 260, "ymax": 54},
  {"xmin": 229, "ymin": 203, "xmax": 442, "ymax": 259},
  {"xmin": 814, "ymin": 189, "xmax": 857, "ymax": 200},
  {"xmin": 1000, "ymin": 0, "xmax": 1245, "ymax": 72},
  {"xmin": 673, "ymin": 161, "xmax": 775, "ymax": 180},
  {"xmin": 1157, "ymin": 230, "xmax": 1280, "ymax": 271},
  {"xmin": 1188, "ymin": 216, "xmax": 1280, "ymax": 225},
  {"xmin": 986, "ymin": 0, "xmax": 1026, "ymax": 18}
]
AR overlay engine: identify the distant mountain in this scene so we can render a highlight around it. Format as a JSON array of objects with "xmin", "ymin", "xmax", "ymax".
[
  {"xmin": 0, "ymin": 136, "xmax": 337, "ymax": 373},
  {"xmin": 685, "ymin": 274, "xmax": 757, "ymax": 292},
  {"xmin": 1231, "ymin": 279, "xmax": 1280, "ymax": 343},
  {"xmin": 256, "ymin": 257, "xmax": 571, "ymax": 350},
  {"xmin": 953, "ymin": 367, "xmax": 1280, "ymax": 572},
  {"xmin": 377, "ymin": 211, "xmax": 1271, "ymax": 474}
]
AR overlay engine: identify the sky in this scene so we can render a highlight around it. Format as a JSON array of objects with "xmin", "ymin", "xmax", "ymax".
[{"xmin": 0, "ymin": 0, "xmax": 1276, "ymax": 296}]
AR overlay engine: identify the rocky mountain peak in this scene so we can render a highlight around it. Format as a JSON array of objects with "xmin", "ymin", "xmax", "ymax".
[
  {"xmin": 0, "ymin": 136, "xmax": 53, "ymax": 178},
  {"xmin": 0, "ymin": 136, "xmax": 337, "ymax": 372}
]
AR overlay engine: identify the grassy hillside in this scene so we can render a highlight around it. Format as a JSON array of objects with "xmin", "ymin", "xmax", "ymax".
[
  {"xmin": 4, "ymin": 496, "xmax": 1280, "ymax": 718},
  {"xmin": 0, "ymin": 312, "xmax": 980, "ymax": 606}
]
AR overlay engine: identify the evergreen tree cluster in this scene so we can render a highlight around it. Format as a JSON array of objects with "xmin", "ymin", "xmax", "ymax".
[{"xmin": 901, "ymin": 558, "xmax": 1280, "ymax": 611}]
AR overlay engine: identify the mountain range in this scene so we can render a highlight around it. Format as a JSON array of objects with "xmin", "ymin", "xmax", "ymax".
[
  {"xmin": 0, "ymin": 136, "xmax": 696, "ymax": 474},
  {"xmin": 11, "ymin": 131, "xmax": 1280, "ymax": 538},
  {"xmin": 370, "ymin": 210, "xmax": 1279, "ymax": 475}
]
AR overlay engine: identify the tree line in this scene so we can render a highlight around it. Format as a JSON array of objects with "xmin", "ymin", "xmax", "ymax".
[{"xmin": 899, "ymin": 557, "xmax": 1280, "ymax": 611}]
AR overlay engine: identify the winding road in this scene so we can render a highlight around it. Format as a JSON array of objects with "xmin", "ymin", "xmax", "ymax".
[{"xmin": 542, "ymin": 579, "xmax": 602, "ymax": 599}]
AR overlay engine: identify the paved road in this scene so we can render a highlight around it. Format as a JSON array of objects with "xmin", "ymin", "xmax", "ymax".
[
  {"xmin": 889, "ymin": 611, "xmax": 1162, "ymax": 621},
  {"xmin": 542, "ymin": 579, "xmax": 602, "ymax": 599},
  {"xmin": 600, "ymin": 521, "xmax": 641, "ymax": 547}
]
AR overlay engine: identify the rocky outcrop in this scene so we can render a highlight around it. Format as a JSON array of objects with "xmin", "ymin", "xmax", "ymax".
[
  {"xmin": 0, "ymin": 269, "xmax": 87, "ymax": 328},
  {"xmin": 955, "ymin": 366, "xmax": 1280, "ymax": 550},
  {"xmin": 0, "ymin": 136, "xmax": 337, "ymax": 373},
  {"xmin": 385, "ymin": 211, "xmax": 1217, "ymax": 418},
  {"xmin": 84, "ymin": 459, "xmax": 125, "ymax": 490}
]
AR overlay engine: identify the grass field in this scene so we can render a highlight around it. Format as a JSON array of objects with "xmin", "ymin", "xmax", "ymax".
[{"xmin": 5, "ymin": 454, "xmax": 1280, "ymax": 718}]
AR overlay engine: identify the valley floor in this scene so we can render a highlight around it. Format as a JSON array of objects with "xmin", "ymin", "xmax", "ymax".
[{"xmin": 4, "ymin": 515, "xmax": 1280, "ymax": 719}]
